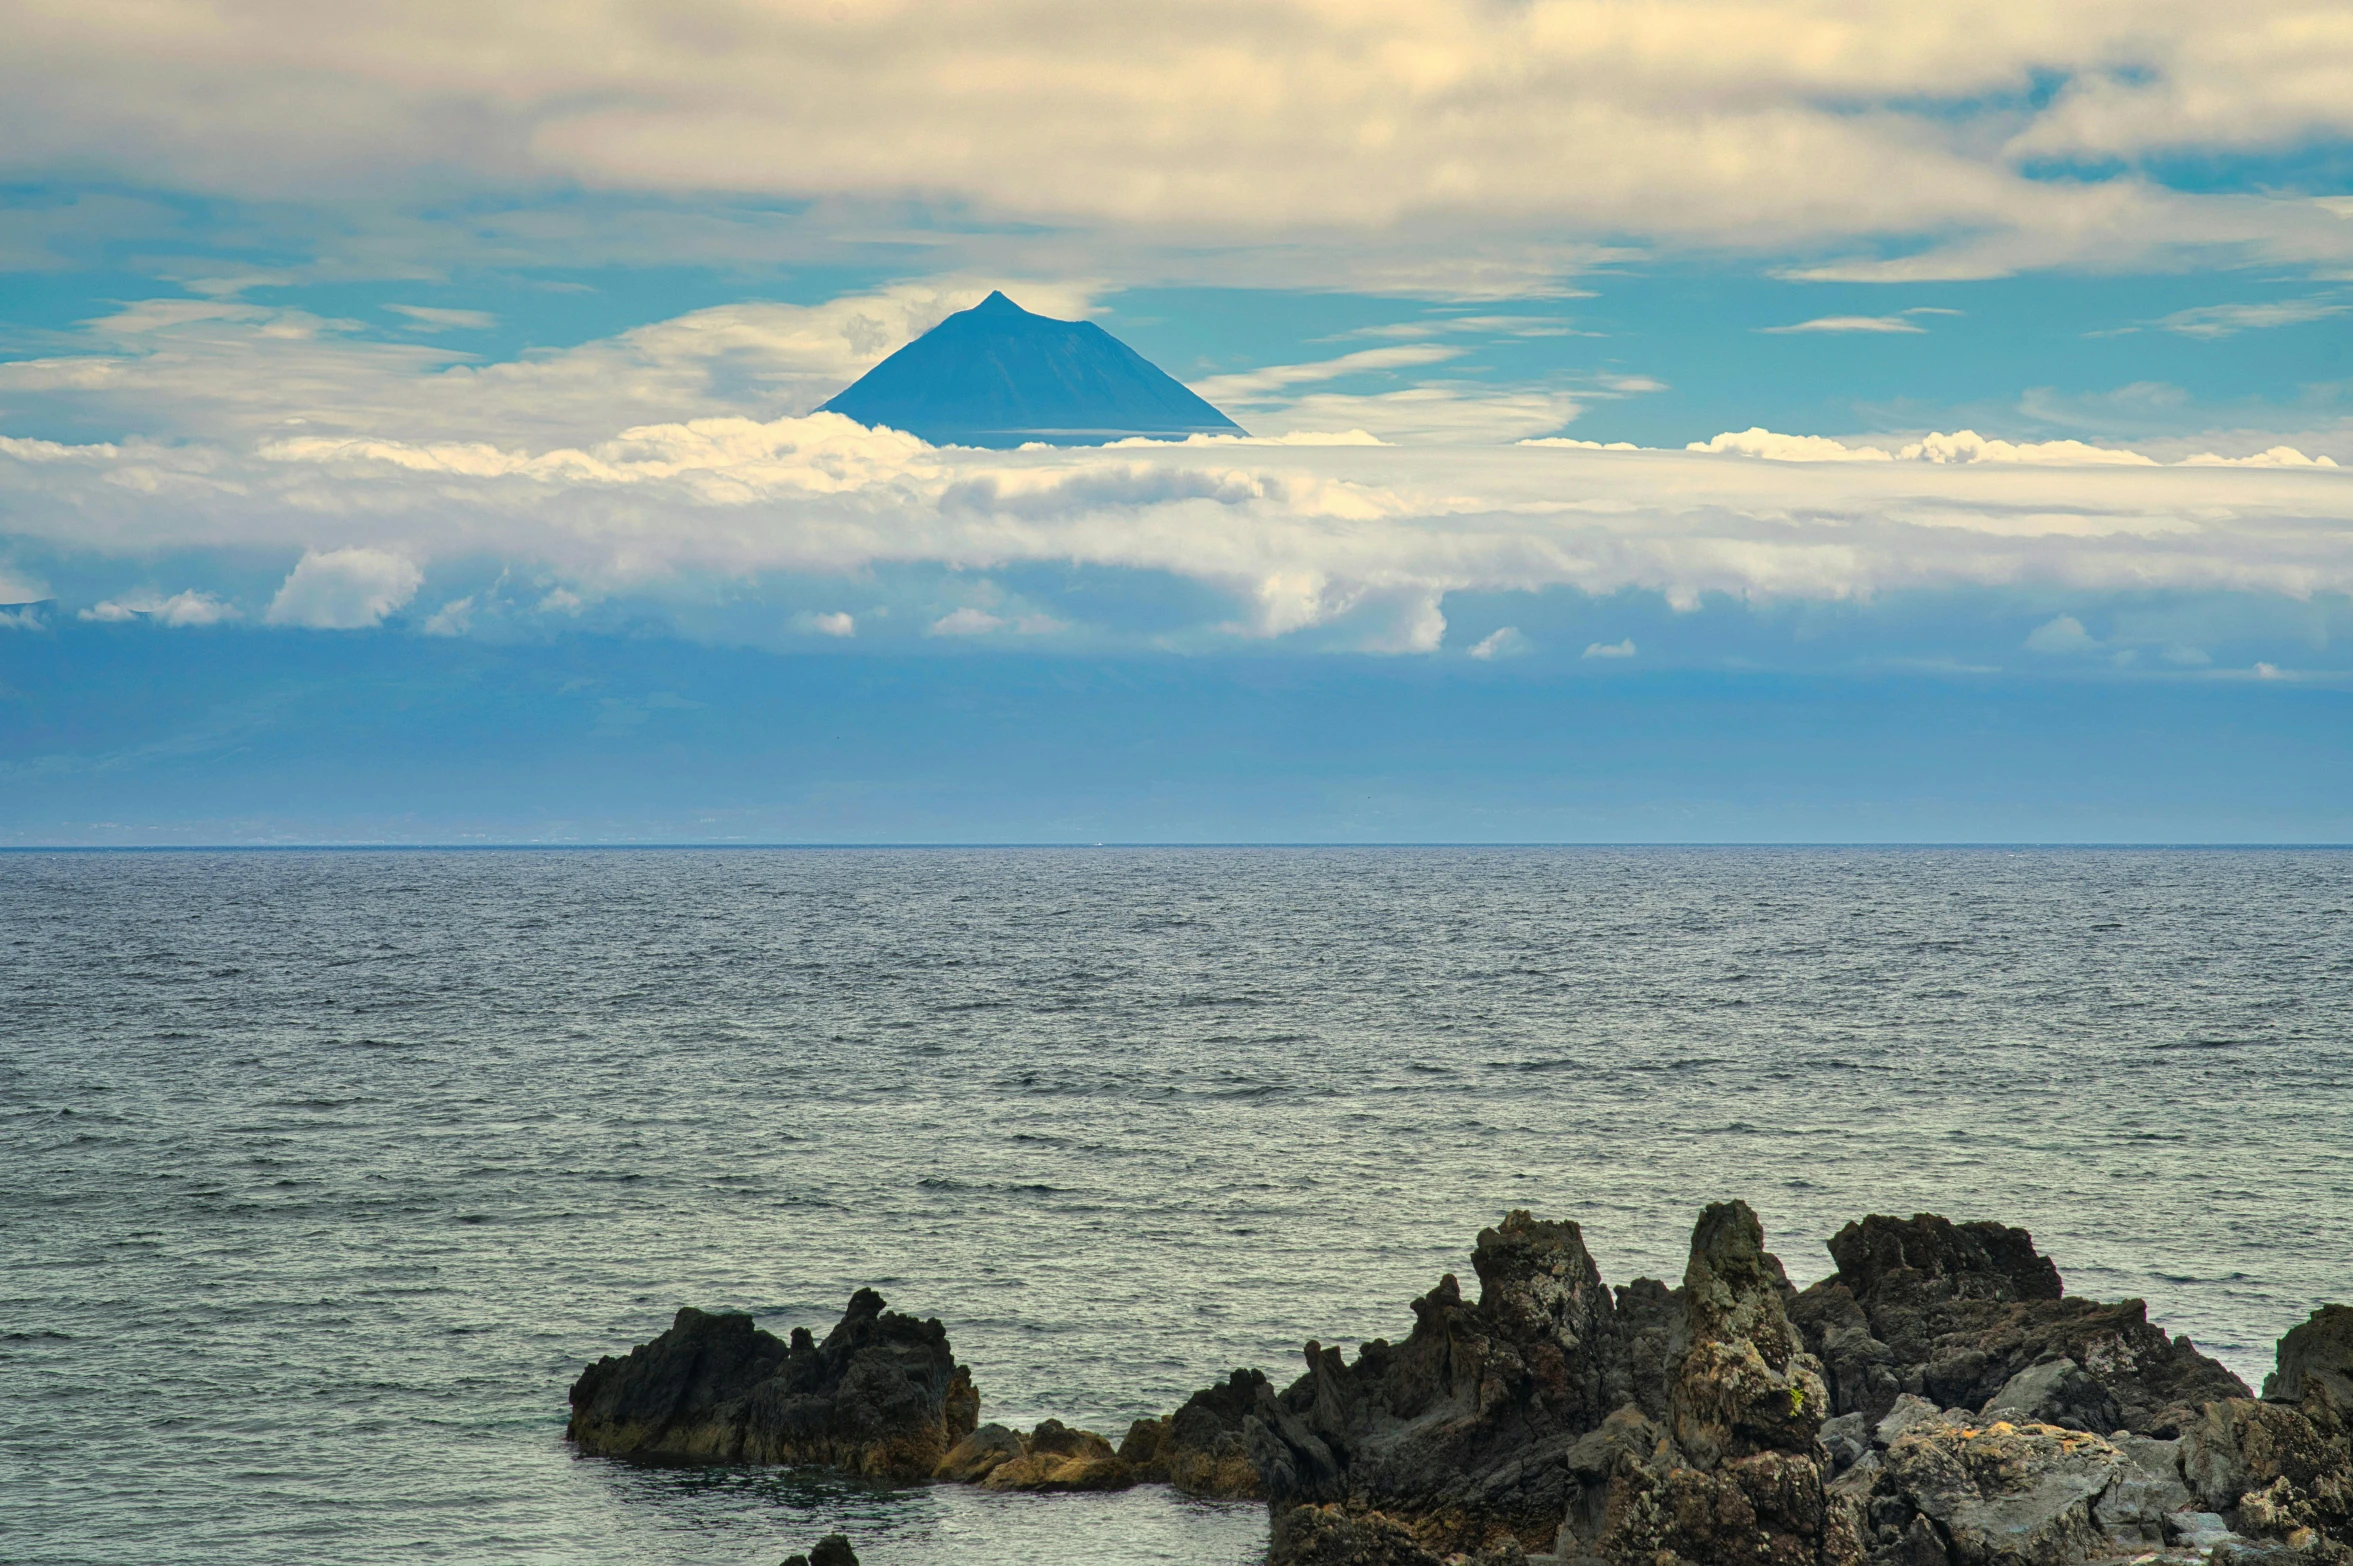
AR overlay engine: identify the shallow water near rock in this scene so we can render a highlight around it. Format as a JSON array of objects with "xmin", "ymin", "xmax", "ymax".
[{"xmin": 4, "ymin": 846, "xmax": 2348, "ymax": 1565}]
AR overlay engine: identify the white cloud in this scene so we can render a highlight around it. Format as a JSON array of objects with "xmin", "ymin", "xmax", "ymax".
[
  {"xmin": 928, "ymin": 607, "xmax": 1004, "ymax": 637},
  {"xmin": 385, "ymin": 304, "xmax": 497, "ymax": 331},
  {"xmin": 79, "ymin": 589, "xmax": 238, "ymax": 625},
  {"xmin": 2180, "ymin": 446, "xmax": 2339, "ymax": 469},
  {"xmin": 264, "ymin": 548, "xmax": 423, "ymax": 629},
  {"xmin": 9, "ymin": 1, "xmax": 2353, "ymax": 280},
  {"xmin": 1759, "ymin": 316, "xmax": 1928, "ymax": 334},
  {"xmin": 421, "ymin": 596, "xmax": 474, "ymax": 636},
  {"xmin": 2156, "ymin": 299, "xmax": 2351, "ymax": 339},
  {"xmin": 1191, "ymin": 346, "xmax": 1462, "ymax": 405},
  {"xmin": 1686, "ymin": 427, "xmax": 2164, "ymax": 465},
  {"xmin": 1583, "ymin": 637, "xmax": 1638, "ymax": 659},
  {"xmin": 798, "ymin": 611, "xmax": 857, "ymax": 638},
  {"xmin": 1468, "ymin": 626, "xmax": 1531, "ymax": 660},
  {"xmin": 1687, "ymin": 428, "xmax": 1894, "ymax": 462},
  {"xmin": 2254, "ymin": 662, "xmax": 2283, "ymax": 679},
  {"xmin": 2024, "ymin": 615, "xmax": 2099, "ymax": 654}
]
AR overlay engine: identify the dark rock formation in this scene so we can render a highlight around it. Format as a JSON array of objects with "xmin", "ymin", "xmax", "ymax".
[
  {"xmin": 567, "ymin": 1289, "xmax": 977, "ymax": 1482},
  {"xmin": 1248, "ymin": 1206, "xmax": 2351, "ymax": 1566},
  {"xmin": 2267, "ymin": 1306, "xmax": 2353, "ymax": 1424},
  {"xmin": 1122, "ymin": 1369, "xmax": 1267, "ymax": 1498},
  {"xmin": 1585, "ymin": 1202, "xmax": 1854, "ymax": 1566},
  {"xmin": 1787, "ymin": 1214, "xmax": 2250, "ymax": 1435},
  {"xmin": 779, "ymin": 1537, "xmax": 858, "ymax": 1566},
  {"xmin": 1249, "ymin": 1210, "xmax": 1625, "ymax": 1557}
]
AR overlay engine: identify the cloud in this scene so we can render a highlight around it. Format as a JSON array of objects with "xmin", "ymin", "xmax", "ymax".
[
  {"xmin": 264, "ymin": 548, "xmax": 423, "ymax": 629},
  {"xmin": 1468, "ymin": 626, "xmax": 1531, "ymax": 660},
  {"xmin": 7, "ymin": 288, "xmax": 2353, "ymax": 656},
  {"xmin": 1583, "ymin": 638, "xmax": 1638, "ymax": 659},
  {"xmin": 1759, "ymin": 316, "xmax": 1928, "ymax": 334},
  {"xmin": 0, "ymin": 281, "xmax": 1096, "ymax": 447},
  {"xmin": 8, "ymin": 3, "xmax": 2353, "ymax": 281},
  {"xmin": 79, "ymin": 589, "xmax": 239, "ymax": 625},
  {"xmin": 798, "ymin": 611, "xmax": 856, "ymax": 637},
  {"xmin": 1686, "ymin": 427, "xmax": 2162, "ymax": 466},
  {"xmin": 1191, "ymin": 346, "xmax": 1463, "ymax": 405},
  {"xmin": 2180, "ymin": 446, "xmax": 2339, "ymax": 468},
  {"xmin": 2024, "ymin": 615, "xmax": 2099, "ymax": 655},
  {"xmin": 385, "ymin": 304, "xmax": 497, "ymax": 331},
  {"xmin": 2156, "ymin": 299, "xmax": 2352, "ymax": 339}
]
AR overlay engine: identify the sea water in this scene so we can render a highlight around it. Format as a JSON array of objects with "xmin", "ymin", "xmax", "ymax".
[{"xmin": 5, "ymin": 848, "xmax": 2349, "ymax": 1565}]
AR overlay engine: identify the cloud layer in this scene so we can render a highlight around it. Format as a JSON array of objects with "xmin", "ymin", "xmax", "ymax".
[
  {"xmin": 7, "ymin": 402, "xmax": 2351, "ymax": 654},
  {"xmin": 5, "ymin": 2, "xmax": 2353, "ymax": 280}
]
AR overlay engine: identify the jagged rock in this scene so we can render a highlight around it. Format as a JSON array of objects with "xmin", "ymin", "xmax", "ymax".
[
  {"xmin": 2267, "ymin": 1306, "xmax": 2353, "ymax": 1436},
  {"xmin": 1122, "ymin": 1369, "xmax": 1266, "ymax": 1497},
  {"xmin": 1613, "ymin": 1276, "xmax": 1684, "ymax": 1424},
  {"xmin": 1977, "ymin": 1361, "xmax": 2120, "ymax": 1436},
  {"xmin": 2179, "ymin": 1397, "xmax": 2343, "ymax": 1513},
  {"xmin": 1251, "ymin": 1210, "xmax": 1626, "ymax": 1559},
  {"xmin": 807, "ymin": 1537, "xmax": 859, "ymax": 1566},
  {"xmin": 567, "ymin": 1290, "xmax": 978, "ymax": 1482},
  {"xmin": 934, "ymin": 1421, "xmax": 1025, "ymax": 1482},
  {"xmin": 1788, "ymin": 1215, "xmax": 2249, "ymax": 1434},
  {"xmin": 978, "ymin": 1417, "xmax": 1136, "ymax": 1491},
  {"xmin": 1270, "ymin": 1503, "xmax": 1447, "ymax": 1566},
  {"xmin": 1588, "ymin": 1202, "xmax": 1852, "ymax": 1566}
]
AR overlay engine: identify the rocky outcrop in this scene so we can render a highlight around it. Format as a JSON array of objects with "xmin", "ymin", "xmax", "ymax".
[
  {"xmin": 1248, "ymin": 1207, "xmax": 2350, "ymax": 1566},
  {"xmin": 1580, "ymin": 1201, "xmax": 1855, "ymax": 1566},
  {"xmin": 1122, "ymin": 1369, "xmax": 1267, "ymax": 1498},
  {"xmin": 2268, "ymin": 1306, "xmax": 2353, "ymax": 1432},
  {"xmin": 1249, "ymin": 1209, "xmax": 1627, "ymax": 1558},
  {"xmin": 1786, "ymin": 1215, "xmax": 2249, "ymax": 1436},
  {"xmin": 780, "ymin": 1536, "xmax": 858, "ymax": 1566},
  {"xmin": 566, "ymin": 1289, "xmax": 978, "ymax": 1482}
]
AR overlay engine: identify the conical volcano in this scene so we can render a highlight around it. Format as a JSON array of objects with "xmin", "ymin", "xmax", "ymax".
[{"xmin": 818, "ymin": 291, "xmax": 1243, "ymax": 448}]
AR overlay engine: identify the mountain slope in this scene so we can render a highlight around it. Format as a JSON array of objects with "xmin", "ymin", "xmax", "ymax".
[{"xmin": 819, "ymin": 291, "xmax": 1243, "ymax": 447}]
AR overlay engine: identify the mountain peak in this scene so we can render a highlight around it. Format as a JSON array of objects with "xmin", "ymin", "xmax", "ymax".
[{"xmin": 818, "ymin": 291, "xmax": 1243, "ymax": 448}]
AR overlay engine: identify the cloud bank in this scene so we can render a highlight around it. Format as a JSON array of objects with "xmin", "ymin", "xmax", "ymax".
[
  {"xmin": 7, "ymin": 404, "xmax": 2351, "ymax": 655},
  {"xmin": 5, "ymin": 2, "xmax": 2353, "ymax": 281}
]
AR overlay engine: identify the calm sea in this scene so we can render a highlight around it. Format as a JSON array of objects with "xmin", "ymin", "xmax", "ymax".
[{"xmin": 5, "ymin": 848, "xmax": 2349, "ymax": 1565}]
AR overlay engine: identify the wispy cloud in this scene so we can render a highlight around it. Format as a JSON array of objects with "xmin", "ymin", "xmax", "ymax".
[
  {"xmin": 1191, "ymin": 345, "xmax": 1462, "ymax": 403},
  {"xmin": 385, "ymin": 304, "xmax": 497, "ymax": 331},
  {"xmin": 2156, "ymin": 299, "xmax": 2350, "ymax": 339},
  {"xmin": 1759, "ymin": 315, "xmax": 1928, "ymax": 335}
]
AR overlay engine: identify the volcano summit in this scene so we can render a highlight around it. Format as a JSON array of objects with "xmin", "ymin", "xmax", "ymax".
[{"xmin": 819, "ymin": 291, "xmax": 1244, "ymax": 448}]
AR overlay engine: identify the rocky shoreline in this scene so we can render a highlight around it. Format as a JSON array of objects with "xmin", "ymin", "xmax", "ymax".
[{"xmin": 567, "ymin": 1207, "xmax": 2351, "ymax": 1566}]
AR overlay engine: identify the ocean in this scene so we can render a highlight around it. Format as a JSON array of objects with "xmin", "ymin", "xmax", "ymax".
[{"xmin": 4, "ymin": 847, "xmax": 2348, "ymax": 1565}]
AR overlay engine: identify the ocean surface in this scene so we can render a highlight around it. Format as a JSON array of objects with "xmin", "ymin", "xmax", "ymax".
[{"xmin": 4, "ymin": 847, "xmax": 2349, "ymax": 1566}]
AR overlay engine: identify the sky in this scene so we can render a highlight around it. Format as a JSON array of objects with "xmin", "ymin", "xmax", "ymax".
[{"xmin": 3, "ymin": 0, "xmax": 2352, "ymax": 843}]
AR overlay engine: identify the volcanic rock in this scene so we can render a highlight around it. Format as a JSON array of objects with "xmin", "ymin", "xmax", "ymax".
[
  {"xmin": 934, "ymin": 1421, "xmax": 1025, "ymax": 1483},
  {"xmin": 567, "ymin": 1289, "xmax": 978, "ymax": 1481},
  {"xmin": 1122, "ymin": 1369, "xmax": 1268, "ymax": 1498},
  {"xmin": 1787, "ymin": 1214, "xmax": 2250, "ymax": 1434},
  {"xmin": 1249, "ymin": 1209, "xmax": 1627, "ymax": 1558},
  {"xmin": 2267, "ymin": 1306, "xmax": 2353, "ymax": 1434},
  {"xmin": 978, "ymin": 1418, "xmax": 1136, "ymax": 1492}
]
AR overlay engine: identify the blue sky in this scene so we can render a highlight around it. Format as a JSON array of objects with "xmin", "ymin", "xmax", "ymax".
[{"xmin": 3, "ymin": 3, "xmax": 2351, "ymax": 842}]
